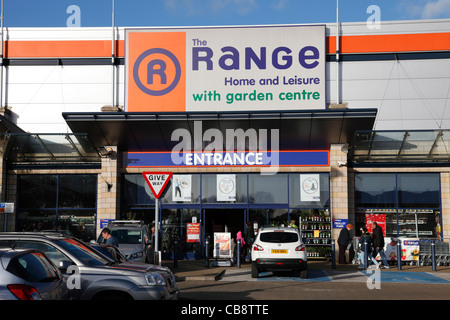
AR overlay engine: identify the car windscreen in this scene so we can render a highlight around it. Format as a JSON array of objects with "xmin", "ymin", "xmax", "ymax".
[
  {"xmin": 55, "ymin": 239, "xmax": 111, "ymax": 267},
  {"xmin": 7, "ymin": 252, "xmax": 60, "ymax": 282},
  {"xmin": 111, "ymin": 230, "xmax": 143, "ymax": 244},
  {"xmin": 260, "ymin": 232, "xmax": 299, "ymax": 243}
]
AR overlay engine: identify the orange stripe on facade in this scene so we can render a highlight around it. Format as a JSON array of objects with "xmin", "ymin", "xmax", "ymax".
[
  {"xmin": 4, "ymin": 40, "xmax": 125, "ymax": 58},
  {"xmin": 3, "ymin": 32, "xmax": 450, "ymax": 58},
  {"xmin": 327, "ymin": 32, "xmax": 450, "ymax": 54}
]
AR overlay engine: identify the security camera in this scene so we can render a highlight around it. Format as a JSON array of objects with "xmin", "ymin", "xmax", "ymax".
[{"xmin": 337, "ymin": 161, "xmax": 347, "ymax": 167}]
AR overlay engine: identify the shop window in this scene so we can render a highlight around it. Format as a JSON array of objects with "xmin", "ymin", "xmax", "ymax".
[
  {"xmin": 161, "ymin": 174, "xmax": 201, "ymax": 204},
  {"xmin": 17, "ymin": 175, "xmax": 97, "ymax": 240},
  {"xmin": 17, "ymin": 175, "xmax": 57, "ymax": 209},
  {"xmin": 354, "ymin": 173, "xmax": 396, "ymax": 208},
  {"xmin": 398, "ymin": 173, "xmax": 440, "ymax": 208},
  {"xmin": 354, "ymin": 173, "xmax": 441, "ymax": 239},
  {"xmin": 288, "ymin": 173, "xmax": 330, "ymax": 208},
  {"xmin": 122, "ymin": 174, "xmax": 155, "ymax": 206},
  {"xmin": 248, "ymin": 174, "xmax": 288, "ymax": 204},
  {"xmin": 202, "ymin": 174, "xmax": 247, "ymax": 203}
]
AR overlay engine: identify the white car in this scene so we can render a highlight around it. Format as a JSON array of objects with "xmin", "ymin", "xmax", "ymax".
[{"xmin": 251, "ymin": 227, "xmax": 308, "ymax": 278}]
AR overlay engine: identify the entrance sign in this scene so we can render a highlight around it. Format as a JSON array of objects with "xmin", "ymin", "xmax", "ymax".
[
  {"xmin": 142, "ymin": 172, "xmax": 173, "ymax": 199},
  {"xmin": 123, "ymin": 150, "xmax": 329, "ymax": 168},
  {"xmin": 125, "ymin": 25, "xmax": 326, "ymax": 112}
]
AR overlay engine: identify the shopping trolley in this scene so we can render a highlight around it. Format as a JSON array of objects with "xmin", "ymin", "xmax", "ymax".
[
  {"xmin": 419, "ymin": 241, "xmax": 432, "ymax": 266},
  {"xmin": 435, "ymin": 241, "xmax": 450, "ymax": 266}
]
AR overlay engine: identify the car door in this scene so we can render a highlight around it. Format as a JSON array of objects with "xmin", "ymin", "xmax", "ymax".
[{"xmin": 13, "ymin": 240, "xmax": 89, "ymax": 299}]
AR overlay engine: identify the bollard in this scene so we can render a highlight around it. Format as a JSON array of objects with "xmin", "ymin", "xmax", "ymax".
[
  {"xmin": 205, "ymin": 237, "xmax": 209, "ymax": 268},
  {"xmin": 331, "ymin": 239, "xmax": 336, "ymax": 269},
  {"xmin": 237, "ymin": 239, "xmax": 241, "ymax": 268},
  {"xmin": 363, "ymin": 240, "xmax": 368, "ymax": 270},
  {"xmin": 431, "ymin": 241, "xmax": 436, "ymax": 271},
  {"xmin": 397, "ymin": 240, "xmax": 402, "ymax": 270},
  {"xmin": 173, "ymin": 240, "xmax": 178, "ymax": 269}
]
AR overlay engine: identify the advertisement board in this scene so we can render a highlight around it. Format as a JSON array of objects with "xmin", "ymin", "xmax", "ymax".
[
  {"xmin": 213, "ymin": 232, "xmax": 232, "ymax": 259},
  {"xmin": 125, "ymin": 25, "xmax": 326, "ymax": 112}
]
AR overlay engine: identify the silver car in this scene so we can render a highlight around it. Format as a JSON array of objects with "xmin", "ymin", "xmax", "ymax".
[
  {"xmin": 0, "ymin": 248, "xmax": 69, "ymax": 300},
  {"xmin": 0, "ymin": 233, "xmax": 179, "ymax": 300}
]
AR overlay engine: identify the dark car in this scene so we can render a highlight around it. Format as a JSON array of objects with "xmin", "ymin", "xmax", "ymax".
[
  {"xmin": 0, "ymin": 248, "xmax": 69, "ymax": 300},
  {"xmin": 0, "ymin": 232, "xmax": 179, "ymax": 300}
]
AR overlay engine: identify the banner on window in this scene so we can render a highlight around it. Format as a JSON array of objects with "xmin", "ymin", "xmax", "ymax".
[
  {"xmin": 300, "ymin": 174, "xmax": 320, "ymax": 202},
  {"xmin": 186, "ymin": 223, "xmax": 201, "ymax": 243},
  {"xmin": 217, "ymin": 174, "xmax": 236, "ymax": 202},
  {"xmin": 172, "ymin": 175, "xmax": 192, "ymax": 202}
]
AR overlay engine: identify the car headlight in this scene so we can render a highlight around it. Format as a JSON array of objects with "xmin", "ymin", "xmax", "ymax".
[{"xmin": 145, "ymin": 272, "xmax": 167, "ymax": 286}]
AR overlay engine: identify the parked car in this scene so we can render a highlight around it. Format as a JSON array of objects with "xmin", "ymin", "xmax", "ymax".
[
  {"xmin": 97, "ymin": 221, "xmax": 152, "ymax": 263},
  {"xmin": 89, "ymin": 243, "xmax": 128, "ymax": 263},
  {"xmin": 0, "ymin": 248, "xmax": 69, "ymax": 300},
  {"xmin": 0, "ymin": 232, "xmax": 179, "ymax": 300},
  {"xmin": 251, "ymin": 226, "xmax": 308, "ymax": 278}
]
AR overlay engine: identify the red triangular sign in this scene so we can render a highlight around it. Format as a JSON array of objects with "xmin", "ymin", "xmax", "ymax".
[{"xmin": 142, "ymin": 172, "xmax": 173, "ymax": 199}]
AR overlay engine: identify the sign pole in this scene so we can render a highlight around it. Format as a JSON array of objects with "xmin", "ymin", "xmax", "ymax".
[
  {"xmin": 142, "ymin": 172, "xmax": 172, "ymax": 266},
  {"xmin": 155, "ymin": 197, "xmax": 160, "ymax": 265}
]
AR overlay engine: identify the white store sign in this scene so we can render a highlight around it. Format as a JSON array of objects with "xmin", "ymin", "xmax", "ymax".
[{"xmin": 126, "ymin": 25, "xmax": 326, "ymax": 112}]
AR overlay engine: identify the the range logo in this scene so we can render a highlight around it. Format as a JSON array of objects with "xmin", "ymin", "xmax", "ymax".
[
  {"xmin": 133, "ymin": 48, "xmax": 181, "ymax": 96},
  {"xmin": 127, "ymin": 32, "xmax": 186, "ymax": 112}
]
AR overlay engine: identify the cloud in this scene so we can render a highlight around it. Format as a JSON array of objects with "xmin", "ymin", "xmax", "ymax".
[
  {"xmin": 421, "ymin": 0, "xmax": 450, "ymax": 18},
  {"xmin": 403, "ymin": 0, "xmax": 450, "ymax": 19}
]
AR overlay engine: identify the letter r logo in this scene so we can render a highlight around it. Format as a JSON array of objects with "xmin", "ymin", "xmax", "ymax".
[{"xmin": 127, "ymin": 31, "xmax": 186, "ymax": 112}]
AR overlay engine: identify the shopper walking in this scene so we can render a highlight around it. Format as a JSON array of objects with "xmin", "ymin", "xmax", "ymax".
[
  {"xmin": 337, "ymin": 224, "xmax": 353, "ymax": 264},
  {"xmin": 371, "ymin": 222, "xmax": 389, "ymax": 269},
  {"xmin": 358, "ymin": 227, "xmax": 379, "ymax": 269}
]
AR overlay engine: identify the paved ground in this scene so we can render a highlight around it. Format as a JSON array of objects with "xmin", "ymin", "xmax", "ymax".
[
  {"xmin": 164, "ymin": 260, "xmax": 450, "ymax": 309},
  {"xmin": 163, "ymin": 259, "xmax": 450, "ymax": 284}
]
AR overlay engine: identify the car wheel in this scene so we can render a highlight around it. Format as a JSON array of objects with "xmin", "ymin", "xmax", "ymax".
[
  {"xmin": 251, "ymin": 264, "xmax": 259, "ymax": 278},
  {"xmin": 299, "ymin": 269, "xmax": 308, "ymax": 279}
]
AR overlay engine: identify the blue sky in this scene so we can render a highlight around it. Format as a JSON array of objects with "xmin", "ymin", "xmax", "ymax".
[{"xmin": 4, "ymin": 0, "xmax": 450, "ymax": 28}]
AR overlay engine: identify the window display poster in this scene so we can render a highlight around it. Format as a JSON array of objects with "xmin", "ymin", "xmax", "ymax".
[
  {"xmin": 366, "ymin": 214, "xmax": 386, "ymax": 236},
  {"xmin": 217, "ymin": 174, "xmax": 236, "ymax": 201},
  {"xmin": 214, "ymin": 232, "xmax": 232, "ymax": 258},
  {"xmin": 300, "ymin": 174, "xmax": 320, "ymax": 202},
  {"xmin": 172, "ymin": 175, "xmax": 192, "ymax": 202},
  {"xmin": 186, "ymin": 223, "xmax": 200, "ymax": 243}
]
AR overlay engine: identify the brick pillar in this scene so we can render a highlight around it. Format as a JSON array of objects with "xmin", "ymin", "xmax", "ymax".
[
  {"xmin": 440, "ymin": 172, "xmax": 450, "ymax": 240},
  {"xmin": 330, "ymin": 144, "xmax": 352, "ymax": 261},
  {"xmin": 96, "ymin": 146, "xmax": 120, "ymax": 238}
]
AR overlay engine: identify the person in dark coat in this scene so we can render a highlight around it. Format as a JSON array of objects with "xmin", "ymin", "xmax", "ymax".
[
  {"xmin": 337, "ymin": 224, "xmax": 353, "ymax": 264},
  {"xmin": 358, "ymin": 227, "xmax": 379, "ymax": 269},
  {"xmin": 371, "ymin": 222, "xmax": 389, "ymax": 269}
]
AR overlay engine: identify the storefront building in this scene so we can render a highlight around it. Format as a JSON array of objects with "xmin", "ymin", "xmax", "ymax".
[{"xmin": 0, "ymin": 19, "xmax": 449, "ymax": 260}]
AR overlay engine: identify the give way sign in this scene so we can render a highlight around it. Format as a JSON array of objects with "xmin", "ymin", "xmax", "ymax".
[{"xmin": 142, "ymin": 172, "xmax": 173, "ymax": 199}]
